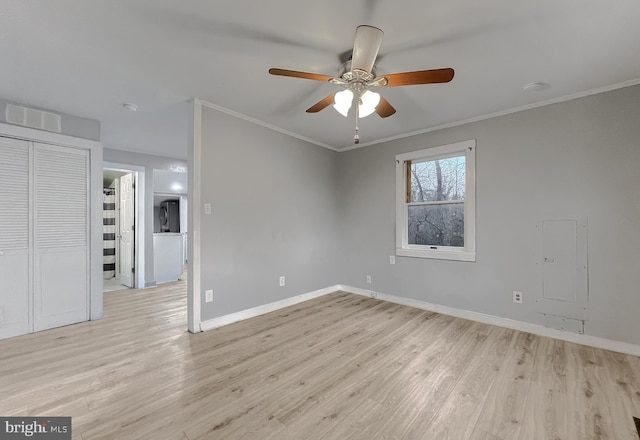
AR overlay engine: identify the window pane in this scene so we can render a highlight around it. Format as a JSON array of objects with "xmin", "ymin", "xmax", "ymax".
[
  {"xmin": 408, "ymin": 203, "xmax": 464, "ymax": 247},
  {"xmin": 411, "ymin": 156, "xmax": 465, "ymax": 202}
]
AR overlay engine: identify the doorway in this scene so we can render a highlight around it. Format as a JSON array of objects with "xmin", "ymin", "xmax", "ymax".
[
  {"xmin": 152, "ymin": 169, "xmax": 188, "ymax": 285},
  {"xmin": 103, "ymin": 166, "xmax": 142, "ymax": 292}
]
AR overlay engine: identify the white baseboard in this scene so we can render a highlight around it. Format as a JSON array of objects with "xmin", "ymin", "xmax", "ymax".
[
  {"xmin": 339, "ymin": 285, "xmax": 640, "ymax": 357},
  {"xmin": 200, "ymin": 285, "xmax": 340, "ymax": 332}
]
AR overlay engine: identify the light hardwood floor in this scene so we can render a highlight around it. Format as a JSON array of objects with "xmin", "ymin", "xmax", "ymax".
[{"xmin": 1, "ymin": 281, "xmax": 639, "ymax": 439}]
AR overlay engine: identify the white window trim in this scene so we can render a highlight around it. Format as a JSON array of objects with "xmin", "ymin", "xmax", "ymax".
[{"xmin": 395, "ymin": 139, "xmax": 476, "ymax": 262}]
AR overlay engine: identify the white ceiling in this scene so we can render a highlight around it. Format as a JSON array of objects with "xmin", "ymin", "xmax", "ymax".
[{"xmin": 2, "ymin": 0, "xmax": 640, "ymax": 156}]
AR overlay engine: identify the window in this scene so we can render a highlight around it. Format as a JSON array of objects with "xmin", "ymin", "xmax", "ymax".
[{"xmin": 396, "ymin": 140, "xmax": 476, "ymax": 261}]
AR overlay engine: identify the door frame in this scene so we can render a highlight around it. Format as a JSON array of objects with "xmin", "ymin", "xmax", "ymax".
[
  {"xmin": 0, "ymin": 122, "xmax": 103, "ymax": 321},
  {"xmin": 103, "ymin": 162, "xmax": 145, "ymax": 290}
]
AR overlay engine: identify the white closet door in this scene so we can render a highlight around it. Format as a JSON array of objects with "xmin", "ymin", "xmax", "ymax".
[
  {"xmin": 119, "ymin": 173, "xmax": 134, "ymax": 287},
  {"xmin": 0, "ymin": 137, "xmax": 31, "ymax": 339},
  {"xmin": 33, "ymin": 143, "xmax": 89, "ymax": 332}
]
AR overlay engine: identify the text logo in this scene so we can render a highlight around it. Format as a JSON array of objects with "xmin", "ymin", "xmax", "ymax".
[{"xmin": 0, "ymin": 417, "xmax": 71, "ymax": 439}]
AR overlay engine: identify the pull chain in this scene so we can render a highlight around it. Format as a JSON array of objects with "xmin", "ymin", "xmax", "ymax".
[{"xmin": 354, "ymin": 97, "xmax": 360, "ymax": 144}]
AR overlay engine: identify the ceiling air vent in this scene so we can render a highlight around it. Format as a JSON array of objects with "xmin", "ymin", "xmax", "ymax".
[{"xmin": 6, "ymin": 104, "xmax": 62, "ymax": 133}]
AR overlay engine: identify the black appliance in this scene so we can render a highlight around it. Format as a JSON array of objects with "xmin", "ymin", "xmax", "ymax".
[{"xmin": 159, "ymin": 200, "xmax": 180, "ymax": 233}]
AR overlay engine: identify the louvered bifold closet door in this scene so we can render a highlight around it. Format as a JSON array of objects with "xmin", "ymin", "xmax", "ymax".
[
  {"xmin": 33, "ymin": 143, "xmax": 89, "ymax": 332},
  {"xmin": 0, "ymin": 137, "xmax": 31, "ymax": 339}
]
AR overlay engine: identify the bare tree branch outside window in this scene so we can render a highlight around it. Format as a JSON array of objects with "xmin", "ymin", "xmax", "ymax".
[{"xmin": 408, "ymin": 156, "xmax": 465, "ymax": 247}]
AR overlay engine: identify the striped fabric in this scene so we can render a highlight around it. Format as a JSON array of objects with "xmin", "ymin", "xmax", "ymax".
[{"xmin": 103, "ymin": 188, "xmax": 116, "ymax": 279}]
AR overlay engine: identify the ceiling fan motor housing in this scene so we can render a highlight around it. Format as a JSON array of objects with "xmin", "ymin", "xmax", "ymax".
[{"xmin": 338, "ymin": 60, "xmax": 376, "ymax": 83}]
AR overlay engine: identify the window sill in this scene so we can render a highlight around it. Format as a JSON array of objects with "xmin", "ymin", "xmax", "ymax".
[{"xmin": 396, "ymin": 247, "xmax": 476, "ymax": 262}]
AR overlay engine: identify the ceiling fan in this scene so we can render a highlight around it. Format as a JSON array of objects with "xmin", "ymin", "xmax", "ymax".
[{"xmin": 269, "ymin": 25, "xmax": 454, "ymax": 144}]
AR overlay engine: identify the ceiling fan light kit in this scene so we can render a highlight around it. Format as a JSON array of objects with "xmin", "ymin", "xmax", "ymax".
[
  {"xmin": 332, "ymin": 89, "xmax": 380, "ymax": 118},
  {"xmin": 269, "ymin": 25, "xmax": 455, "ymax": 144}
]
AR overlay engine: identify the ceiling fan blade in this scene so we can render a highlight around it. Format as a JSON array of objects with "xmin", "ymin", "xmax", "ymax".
[
  {"xmin": 379, "ymin": 68, "xmax": 455, "ymax": 87},
  {"xmin": 351, "ymin": 25, "xmax": 384, "ymax": 73},
  {"xmin": 269, "ymin": 68, "xmax": 335, "ymax": 82},
  {"xmin": 306, "ymin": 93, "xmax": 337, "ymax": 113},
  {"xmin": 375, "ymin": 96, "xmax": 396, "ymax": 118}
]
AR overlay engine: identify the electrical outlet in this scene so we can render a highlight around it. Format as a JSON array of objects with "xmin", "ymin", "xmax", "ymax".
[
  {"xmin": 366, "ymin": 275, "xmax": 372, "ymax": 284},
  {"xmin": 279, "ymin": 276, "xmax": 285, "ymax": 287},
  {"xmin": 204, "ymin": 203, "xmax": 212, "ymax": 215},
  {"xmin": 389, "ymin": 256, "xmax": 396, "ymax": 265},
  {"xmin": 205, "ymin": 289, "xmax": 213, "ymax": 303},
  {"xmin": 513, "ymin": 291, "xmax": 523, "ymax": 304}
]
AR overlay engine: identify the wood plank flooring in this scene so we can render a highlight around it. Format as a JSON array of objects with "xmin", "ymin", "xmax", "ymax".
[{"xmin": 1, "ymin": 281, "xmax": 639, "ymax": 439}]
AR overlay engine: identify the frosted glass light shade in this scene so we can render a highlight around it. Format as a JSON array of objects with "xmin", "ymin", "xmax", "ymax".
[
  {"xmin": 359, "ymin": 90, "xmax": 380, "ymax": 117},
  {"xmin": 333, "ymin": 89, "xmax": 353, "ymax": 117}
]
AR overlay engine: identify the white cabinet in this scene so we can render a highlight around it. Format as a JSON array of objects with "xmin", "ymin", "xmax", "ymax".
[
  {"xmin": 0, "ymin": 137, "xmax": 90, "ymax": 339},
  {"xmin": 153, "ymin": 233, "xmax": 184, "ymax": 284}
]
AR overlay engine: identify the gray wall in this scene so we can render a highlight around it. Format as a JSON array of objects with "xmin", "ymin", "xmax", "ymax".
[
  {"xmin": 338, "ymin": 84, "xmax": 640, "ymax": 345},
  {"xmin": 0, "ymin": 98, "xmax": 100, "ymax": 141},
  {"xmin": 103, "ymin": 148, "xmax": 187, "ymax": 286},
  {"xmin": 197, "ymin": 106, "xmax": 342, "ymax": 320}
]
